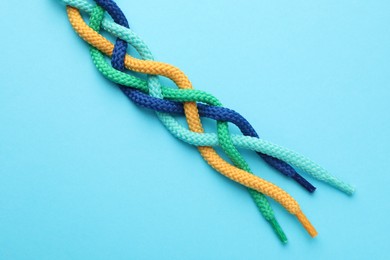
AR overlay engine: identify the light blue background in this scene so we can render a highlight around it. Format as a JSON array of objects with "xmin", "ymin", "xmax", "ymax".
[{"xmin": 0, "ymin": 0, "xmax": 389, "ymax": 259}]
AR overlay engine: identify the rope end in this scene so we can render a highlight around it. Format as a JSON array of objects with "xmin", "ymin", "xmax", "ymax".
[
  {"xmin": 342, "ymin": 185, "xmax": 356, "ymax": 196},
  {"xmin": 296, "ymin": 211, "xmax": 318, "ymax": 238},
  {"xmin": 269, "ymin": 218, "xmax": 288, "ymax": 244},
  {"xmin": 292, "ymin": 173, "xmax": 317, "ymax": 193}
]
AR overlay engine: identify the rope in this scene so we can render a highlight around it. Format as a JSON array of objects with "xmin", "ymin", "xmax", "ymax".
[
  {"xmin": 121, "ymin": 88, "xmax": 316, "ymax": 192},
  {"xmin": 56, "ymin": 0, "xmax": 356, "ymax": 240},
  {"xmin": 95, "ymin": 0, "xmax": 291, "ymax": 242},
  {"xmin": 60, "ymin": 0, "xmax": 354, "ymax": 196},
  {"xmin": 93, "ymin": 0, "xmax": 315, "ymax": 194},
  {"xmin": 66, "ymin": 4, "xmax": 317, "ymax": 237},
  {"xmin": 98, "ymin": 1, "xmax": 290, "ymax": 240}
]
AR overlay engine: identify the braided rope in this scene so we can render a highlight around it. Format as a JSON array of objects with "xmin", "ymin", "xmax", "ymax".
[
  {"xmin": 121, "ymin": 88, "xmax": 316, "ymax": 192},
  {"xmin": 93, "ymin": 0, "xmax": 315, "ymax": 194},
  {"xmin": 65, "ymin": 5, "xmax": 317, "ymax": 237},
  {"xmin": 60, "ymin": 0, "xmax": 354, "ymax": 196},
  {"xmin": 56, "ymin": 0, "xmax": 357, "ymax": 240},
  {"xmin": 93, "ymin": 0, "xmax": 288, "ymax": 242}
]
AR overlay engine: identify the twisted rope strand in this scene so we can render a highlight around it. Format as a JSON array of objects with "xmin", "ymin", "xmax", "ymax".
[
  {"xmin": 60, "ymin": 0, "xmax": 354, "ymax": 196},
  {"xmin": 65, "ymin": 5, "xmax": 318, "ymax": 237}
]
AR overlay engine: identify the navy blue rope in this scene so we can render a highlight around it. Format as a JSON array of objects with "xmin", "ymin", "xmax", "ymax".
[
  {"xmin": 94, "ymin": 0, "xmax": 129, "ymax": 71},
  {"xmin": 94, "ymin": 0, "xmax": 315, "ymax": 193}
]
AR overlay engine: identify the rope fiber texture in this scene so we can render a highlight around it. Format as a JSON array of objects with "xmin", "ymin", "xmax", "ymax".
[{"xmin": 58, "ymin": 0, "xmax": 356, "ymax": 242}]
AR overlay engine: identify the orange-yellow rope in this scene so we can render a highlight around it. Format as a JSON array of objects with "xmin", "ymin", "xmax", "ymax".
[{"xmin": 66, "ymin": 6, "xmax": 317, "ymax": 237}]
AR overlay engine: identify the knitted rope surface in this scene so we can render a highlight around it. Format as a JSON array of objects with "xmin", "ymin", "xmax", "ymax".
[{"xmin": 59, "ymin": 0, "xmax": 355, "ymax": 243}]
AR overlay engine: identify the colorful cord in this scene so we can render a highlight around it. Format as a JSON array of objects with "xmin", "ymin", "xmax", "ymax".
[{"xmin": 58, "ymin": 0, "xmax": 355, "ymax": 243}]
